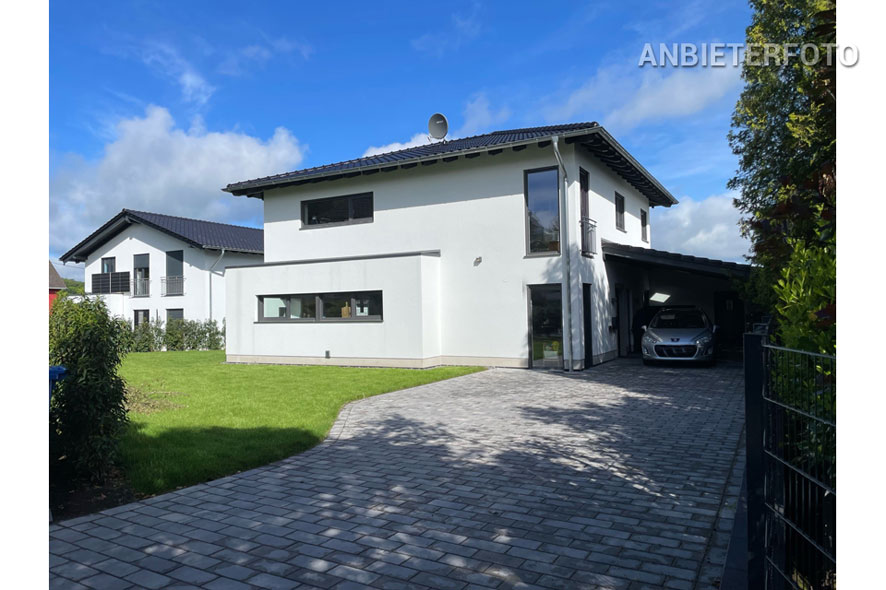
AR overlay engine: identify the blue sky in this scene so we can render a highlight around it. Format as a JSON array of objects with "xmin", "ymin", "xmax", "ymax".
[{"xmin": 50, "ymin": 0, "xmax": 752, "ymax": 279}]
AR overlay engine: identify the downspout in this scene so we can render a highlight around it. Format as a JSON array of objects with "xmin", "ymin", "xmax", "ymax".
[
  {"xmin": 208, "ymin": 248, "xmax": 226, "ymax": 321},
  {"xmin": 551, "ymin": 136, "xmax": 574, "ymax": 371}
]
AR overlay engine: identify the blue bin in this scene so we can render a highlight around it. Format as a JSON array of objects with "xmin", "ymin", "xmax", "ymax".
[{"xmin": 49, "ymin": 366, "xmax": 67, "ymax": 403}]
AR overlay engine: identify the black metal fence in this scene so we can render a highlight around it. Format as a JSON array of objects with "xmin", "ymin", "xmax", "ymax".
[{"xmin": 745, "ymin": 333, "xmax": 836, "ymax": 590}]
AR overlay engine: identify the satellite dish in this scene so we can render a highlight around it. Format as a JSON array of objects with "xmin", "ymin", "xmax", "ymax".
[{"xmin": 428, "ymin": 113, "xmax": 449, "ymax": 140}]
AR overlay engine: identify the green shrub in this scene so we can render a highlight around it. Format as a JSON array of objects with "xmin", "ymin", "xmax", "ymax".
[
  {"xmin": 131, "ymin": 318, "xmax": 164, "ymax": 352},
  {"xmin": 206, "ymin": 319, "xmax": 224, "ymax": 350},
  {"xmin": 49, "ymin": 296, "xmax": 129, "ymax": 482},
  {"xmin": 163, "ymin": 319, "xmax": 186, "ymax": 351}
]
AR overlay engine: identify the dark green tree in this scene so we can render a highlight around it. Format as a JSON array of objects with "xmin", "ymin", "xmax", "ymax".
[{"xmin": 728, "ymin": 0, "xmax": 835, "ymax": 352}]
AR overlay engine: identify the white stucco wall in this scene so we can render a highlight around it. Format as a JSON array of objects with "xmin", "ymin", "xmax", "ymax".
[
  {"xmin": 227, "ymin": 141, "xmax": 658, "ymax": 367},
  {"xmin": 81, "ymin": 223, "xmax": 261, "ymax": 324}
]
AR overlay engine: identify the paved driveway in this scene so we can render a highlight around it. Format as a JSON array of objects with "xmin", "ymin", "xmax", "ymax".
[{"xmin": 51, "ymin": 360, "xmax": 746, "ymax": 590}]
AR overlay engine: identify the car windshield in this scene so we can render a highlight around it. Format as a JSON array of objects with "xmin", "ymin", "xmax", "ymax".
[{"xmin": 651, "ymin": 310, "xmax": 707, "ymax": 330}]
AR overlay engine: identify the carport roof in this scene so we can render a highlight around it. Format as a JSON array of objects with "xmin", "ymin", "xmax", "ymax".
[{"xmin": 601, "ymin": 240, "xmax": 751, "ymax": 279}]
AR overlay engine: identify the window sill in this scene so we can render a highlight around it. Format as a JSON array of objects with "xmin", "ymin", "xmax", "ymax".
[
  {"xmin": 524, "ymin": 251, "xmax": 560, "ymax": 259},
  {"xmin": 615, "ymin": 226, "xmax": 627, "ymax": 233},
  {"xmin": 300, "ymin": 218, "xmax": 373, "ymax": 230},
  {"xmin": 162, "ymin": 293, "xmax": 185, "ymax": 297}
]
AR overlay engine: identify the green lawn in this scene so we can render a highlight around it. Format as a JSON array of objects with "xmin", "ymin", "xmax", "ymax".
[{"xmin": 118, "ymin": 351, "xmax": 483, "ymax": 496}]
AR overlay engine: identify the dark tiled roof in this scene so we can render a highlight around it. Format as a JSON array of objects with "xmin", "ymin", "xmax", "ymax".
[
  {"xmin": 225, "ymin": 123, "xmax": 600, "ymax": 194},
  {"xmin": 222, "ymin": 123, "xmax": 677, "ymax": 207},
  {"xmin": 49, "ymin": 261, "xmax": 66, "ymax": 290},
  {"xmin": 60, "ymin": 209, "xmax": 263, "ymax": 263},
  {"xmin": 601, "ymin": 240, "xmax": 751, "ymax": 278}
]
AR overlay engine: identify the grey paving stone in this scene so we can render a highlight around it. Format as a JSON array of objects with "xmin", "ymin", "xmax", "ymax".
[
  {"xmin": 48, "ymin": 362, "xmax": 745, "ymax": 590},
  {"xmin": 124, "ymin": 569, "xmax": 172, "ymax": 589},
  {"xmin": 247, "ymin": 572, "xmax": 301, "ymax": 589},
  {"xmin": 79, "ymin": 572, "xmax": 132, "ymax": 590},
  {"xmin": 214, "ymin": 564, "xmax": 256, "ymax": 581}
]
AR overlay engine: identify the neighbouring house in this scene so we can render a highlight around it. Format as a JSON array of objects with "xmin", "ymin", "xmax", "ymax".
[
  {"xmin": 59, "ymin": 209, "xmax": 263, "ymax": 326},
  {"xmin": 49, "ymin": 261, "xmax": 66, "ymax": 310},
  {"xmin": 222, "ymin": 122, "xmax": 750, "ymax": 369}
]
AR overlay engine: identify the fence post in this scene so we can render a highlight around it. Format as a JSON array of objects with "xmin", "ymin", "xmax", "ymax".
[{"xmin": 744, "ymin": 332, "xmax": 765, "ymax": 590}]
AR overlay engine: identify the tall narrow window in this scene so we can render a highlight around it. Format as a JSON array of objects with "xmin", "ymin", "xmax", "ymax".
[
  {"xmin": 641, "ymin": 210, "xmax": 648, "ymax": 242},
  {"xmin": 615, "ymin": 193, "xmax": 625, "ymax": 231},
  {"xmin": 164, "ymin": 250, "xmax": 184, "ymax": 296},
  {"xmin": 133, "ymin": 254, "xmax": 150, "ymax": 296},
  {"xmin": 525, "ymin": 167, "xmax": 560, "ymax": 254},
  {"xmin": 101, "ymin": 257, "xmax": 116, "ymax": 273},
  {"xmin": 580, "ymin": 169, "xmax": 592, "ymax": 256}
]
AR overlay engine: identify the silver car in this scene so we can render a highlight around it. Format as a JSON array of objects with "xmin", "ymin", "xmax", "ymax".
[{"xmin": 641, "ymin": 307, "xmax": 717, "ymax": 365}]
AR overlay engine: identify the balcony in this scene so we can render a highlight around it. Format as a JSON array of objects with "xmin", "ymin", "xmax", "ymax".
[
  {"xmin": 162, "ymin": 276, "xmax": 185, "ymax": 296},
  {"xmin": 90, "ymin": 272, "xmax": 130, "ymax": 294},
  {"xmin": 132, "ymin": 277, "xmax": 150, "ymax": 297},
  {"xmin": 581, "ymin": 216, "xmax": 597, "ymax": 256}
]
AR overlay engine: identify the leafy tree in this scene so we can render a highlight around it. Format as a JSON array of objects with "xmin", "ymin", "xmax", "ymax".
[
  {"xmin": 59, "ymin": 278, "xmax": 85, "ymax": 297},
  {"xmin": 728, "ymin": 0, "xmax": 835, "ymax": 349},
  {"xmin": 49, "ymin": 297, "xmax": 129, "ymax": 482}
]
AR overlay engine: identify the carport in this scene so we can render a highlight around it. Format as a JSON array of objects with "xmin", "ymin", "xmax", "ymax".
[{"xmin": 601, "ymin": 240, "xmax": 752, "ymax": 358}]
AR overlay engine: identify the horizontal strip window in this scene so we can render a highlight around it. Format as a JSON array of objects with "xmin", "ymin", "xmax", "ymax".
[
  {"xmin": 302, "ymin": 192, "xmax": 373, "ymax": 228},
  {"xmin": 258, "ymin": 291, "xmax": 383, "ymax": 323}
]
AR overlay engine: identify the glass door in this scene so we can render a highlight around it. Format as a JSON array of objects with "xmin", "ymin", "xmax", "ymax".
[{"xmin": 529, "ymin": 284, "xmax": 563, "ymax": 369}]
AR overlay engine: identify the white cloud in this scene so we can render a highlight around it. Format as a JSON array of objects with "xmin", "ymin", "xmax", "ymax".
[
  {"xmin": 362, "ymin": 93, "xmax": 510, "ymax": 157},
  {"xmin": 50, "ymin": 105, "xmax": 305, "ymax": 258},
  {"xmin": 218, "ymin": 36, "xmax": 313, "ymax": 76},
  {"xmin": 457, "ymin": 94, "xmax": 511, "ymax": 137},
  {"xmin": 363, "ymin": 133, "xmax": 433, "ymax": 157},
  {"xmin": 651, "ymin": 191, "xmax": 751, "ymax": 262},
  {"xmin": 545, "ymin": 63, "xmax": 741, "ymax": 131},
  {"xmin": 411, "ymin": 3, "xmax": 481, "ymax": 57},
  {"xmin": 138, "ymin": 42, "xmax": 215, "ymax": 106}
]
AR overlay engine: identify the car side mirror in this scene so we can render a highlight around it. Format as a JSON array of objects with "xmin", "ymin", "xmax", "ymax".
[
  {"xmin": 641, "ymin": 325, "xmax": 647, "ymax": 332},
  {"xmin": 712, "ymin": 325, "xmax": 719, "ymax": 334}
]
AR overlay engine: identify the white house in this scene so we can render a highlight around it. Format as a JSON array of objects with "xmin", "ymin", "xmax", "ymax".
[
  {"xmin": 59, "ymin": 209, "xmax": 263, "ymax": 325},
  {"xmin": 222, "ymin": 123, "xmax": 749, "ymax": 369}
]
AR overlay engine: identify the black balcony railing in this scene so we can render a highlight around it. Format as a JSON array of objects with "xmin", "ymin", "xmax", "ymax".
[
  {"xmin": 580, "ymin": 216, "xmax": 597, "ymax": 256},
  {"xmin": 162, "ymin": 276, "xmax": 185, "ymax": 296},
  {"xmin": 90, "ymin": 271, "xmax": 130, "ymax": 294}
]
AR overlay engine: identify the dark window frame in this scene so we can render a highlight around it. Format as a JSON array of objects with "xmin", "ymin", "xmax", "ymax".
[
  {"xmin": 257, "ymin": 290, "xmax": 383, "ymax": 323},
  {"xmin": 133, "ymin": 253, "xmax": 150, "ymax": 297},
  {"xmin": 641, "ymin": 209, "xmax": 648, "ymax": 242},
  {"xmin": 166, "ymin": 308, "xmax": 184, "ymax": 322},
  {"xmin": 579, "ymin": 168, "xmax": 592, "ymax": 257},
  {"xmin": 615, "ymin": 192, "xmax": 626, "ymax": 231},
  {"xmin": 524, "ymin": 166, "xmax": 561, "ymax": 257},
  {"xmin": 134, "ymin": 309, "xmax": 149, "ymax": 327},
  {"xmin": 101, "ymin": 257, "xmax": 116, "ymax": 273},
  {"xmin": 301, "ymin": 192, "xmax": 374, "ymax": 229}
]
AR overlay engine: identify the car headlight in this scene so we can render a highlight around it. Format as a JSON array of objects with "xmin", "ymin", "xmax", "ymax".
[
  {"xmin": 643, "ymin": 331, "xmax": 662, "ymax": 344},
  {"xmin": 695, "ymin": 335, "xmax": 712, "ymax": 346}
]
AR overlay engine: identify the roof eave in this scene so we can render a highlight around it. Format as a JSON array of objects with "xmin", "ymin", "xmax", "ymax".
[{"xmin": 222, "ymin": 126, "xmax": 677, "ymax": 207}]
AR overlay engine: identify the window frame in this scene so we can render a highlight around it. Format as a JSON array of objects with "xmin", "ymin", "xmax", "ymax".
[
  {"xmin": 641, "ymin": 209, "xmax": 648, "ymax": 242},
  {"xmin": 166, "ymin": 308, "xmax": 184, "ymax": 322},
  {"xmin": 257, "ymin": 290, "xmax": 383, "ymax": 323},
  {"xmin": 523, "ymin": 166, "xmax": 561, "ymax": 257},
  {"xmin": 615, "ymin": 192, "xmax": 626, "ymax": 232},
  {"xmin": 101, "ymin": 257, "xmax": 116, "ymax": 273},
  {"xmin": 300, "ymin": 192, "xmax": 374, "ymax": 229},
  {"xmin": 134, "ymin": 309, "xmax": 149, "ymax": 327}
]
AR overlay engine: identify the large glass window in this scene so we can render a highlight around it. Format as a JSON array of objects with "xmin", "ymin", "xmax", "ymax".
[
  {"xmin": 258, "ymin": 291, "xmax": 383, "ymax": 322},
  {"xmin": 302, "ymin": 193, "xmax": 373, "ymax": 227},
  {"xmin": 525, "ymin": 168, "xmax": 560, "ymax": 254}
]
